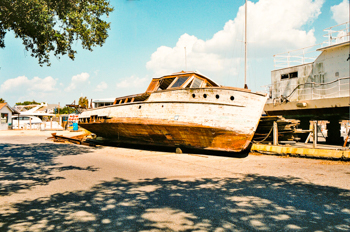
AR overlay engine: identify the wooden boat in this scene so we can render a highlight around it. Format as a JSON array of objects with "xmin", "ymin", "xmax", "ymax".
[{"xmin": 78, "ymin": 71, "xmax": 267, "ymax": 152}]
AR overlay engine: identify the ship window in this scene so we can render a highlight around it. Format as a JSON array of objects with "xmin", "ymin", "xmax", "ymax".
[
  {"xmin": 290, "ymin": 72, "xmax": 298, "ymax": 78},
  {"xmin": 158, "ymin": 77, "xmax": 176, "ymax": 90},
  {"xmin": 281, "ymin": 71, "xmax": 298, "ymax": 79},
  {"xmin": 170, "ymin": 76, "xmax": 189, "ymax": 88},
  {"xmin": 185, "ymin": 80, "xmax": 193, "ymax": 88},
  {"xmin": 191, "ymin": 78, "xmax": 203, "ymax": 88},
  {"xmin": 281, "ymin": 74, "xmax": 288, "ymax": 79}
]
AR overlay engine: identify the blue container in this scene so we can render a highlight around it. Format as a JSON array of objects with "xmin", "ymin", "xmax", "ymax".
[{"xmin": 73, "ymin": 122, "xmax": 78, "ymax": 131}]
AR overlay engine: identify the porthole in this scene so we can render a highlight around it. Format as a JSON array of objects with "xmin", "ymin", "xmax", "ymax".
[
  {"xmin": 216, "ymin": 94, "xmax": 220, "ymax": 99},
  {"xmin": 203, "ymin": 94, "xmax": 207, "ymax": 98},
  {"xmin": 192, "ymin": 94, "xmax": 196, "ymax": 98},
  {"xmin": 139, "ymin": 106, "xmax": 141, "ymax": 109},
  {"xmin": 230, "ymin": 96, "xmax": 234, "ymax": 101}
]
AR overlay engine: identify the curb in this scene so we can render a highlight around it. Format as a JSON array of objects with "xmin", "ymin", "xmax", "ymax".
[{"xmin": 251, "ymin": 143, "xmax": 350, "ymax": 160}]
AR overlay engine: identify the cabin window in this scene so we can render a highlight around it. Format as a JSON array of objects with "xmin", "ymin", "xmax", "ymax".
[
  {"xmin": 146, "ymin": 79, "xmax": 159, "ymax": 92},
  {"xmin": 191, "ymin": 78, "xmax": 203, "ymax": 88},
  {"xmin": 281, "ymin": 71, "xmax": 298, "ymax": 80},
  {"xmin": 170, "ymin": 77, "xmax": 189, "ymax": 88},
  {"xmin": 206, "ymin": 82, "xmax": 213, "ymax": 87},
  {"xmin": 185, "ymin": 80, "xmax": 193, "ymax": 88},
  {"xmin": 1, "ymin": 113, "xmax": 8, "ymax": 124},
  {"xmin": 158, "ymin": 78, "xmax": 176, "ymax": 90}
]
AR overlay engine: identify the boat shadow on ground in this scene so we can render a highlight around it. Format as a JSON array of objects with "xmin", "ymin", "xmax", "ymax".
[
  {"xmin": 1, "ymin": 174, "xmax": 349, "ymax": 231},
  {"xmin": 0, "ymin": 143, "xmax": 99, "ymax": 197},
  {"xmin": 92, "ymin": 139, "xmax": 250, "ymax": 158}
]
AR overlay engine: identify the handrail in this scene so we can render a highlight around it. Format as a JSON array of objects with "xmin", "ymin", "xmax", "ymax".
[
  {"xmin": 277, "ymin": 77, "xmax": 350, "ymax": 100},
  {"xmin": 274, "ymin": 21, "xmax": 349, "ymax": 68}
]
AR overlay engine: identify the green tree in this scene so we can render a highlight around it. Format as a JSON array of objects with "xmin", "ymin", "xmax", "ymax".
[
  {"xmin": 58, "ymin": 106, "xmax": 76, "ymax": 114},
  {"xmin": 15, "ymin": 100, "xmax": 41, "ymax": 105},
  {"xmin": 0, "ymin": 98, "xmax": 5, "ymax": 103},
  {"xmin": 78, "ymin": 96, "xmax": 89, "ymax": 109},
  {"xmin": 0, "ymin": 0, "xmax": 113, "ymax": 66}
]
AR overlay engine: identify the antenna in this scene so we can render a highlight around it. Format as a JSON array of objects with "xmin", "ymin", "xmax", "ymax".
[
  {"xmin": 244, "ymin": 0, "xmax": 248, "ymax": 89},
  {"xmin": 184, "ymin": 47, "xmax": 187, "ymax": 71}
]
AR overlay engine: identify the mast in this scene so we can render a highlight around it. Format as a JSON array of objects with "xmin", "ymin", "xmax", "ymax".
[
  {"xmin": 244, "ymin": 0, "xmax": 248, "ymax": 89},
  {"xmin": 184, "ymin": 47, "xmax": 187, "ymax": 70}
]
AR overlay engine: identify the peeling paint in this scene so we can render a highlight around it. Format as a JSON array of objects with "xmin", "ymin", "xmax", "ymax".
[{"xmin": 79, "ymin": 72, "xmax": 267, "ymax": 152}]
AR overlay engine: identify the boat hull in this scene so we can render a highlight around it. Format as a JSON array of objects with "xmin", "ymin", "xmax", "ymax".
[
  {"xmin": 80, "ymin": 117, "xmax": 253, "ymax": 152},
  {"xmin": 79, "ymin": 88, "xmax": 267, "ymax": 152}
]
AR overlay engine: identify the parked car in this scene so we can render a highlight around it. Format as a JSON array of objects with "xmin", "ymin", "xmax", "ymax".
[{"xmin": 12, "ymin": 116, "xmax": 42, "ymax": 129}]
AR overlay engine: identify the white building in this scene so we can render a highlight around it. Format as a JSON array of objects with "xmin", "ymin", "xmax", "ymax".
[
  {"xmin": 0, "ymin": 103, "xmax": 19, "ymax": 130},
  {"xmin": 91, "ymin": 98, "xmax": 115, "ymax": 108}
]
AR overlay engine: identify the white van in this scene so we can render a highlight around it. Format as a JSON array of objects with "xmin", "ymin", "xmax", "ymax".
[{"xmin": 12, "ymin": 116, "xmax": 42, "ymax": 129}]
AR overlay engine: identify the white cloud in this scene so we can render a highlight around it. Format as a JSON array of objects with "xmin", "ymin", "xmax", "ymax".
[
  {"xmin": 116, "ymin": 75, "xmax": 148, "ymax": 89},
  {"xmin": 115, "ymin": 75, "xmax": 149, "ymax": 96},
  {"xmin": 65, "ymin": 72, "xmax": 90, "ymax": 92},
  {"xmin": 29, "ymin": 76, "xmax": 57, "ymax": 92},
  {"xmin": 0, "ymin": 75, "xmax": 58, "ymax": 104},
  {"xmin": 0, "ymin": 76, "xmax": 57, "ymax": 93},
  {"xmin": 95, "ymin": 81, "xmax": 108, "ymax": 91},
  {"xmin": 0, "ymin": 76, "xmax": 29, "ymax": 92},
  {"xmin": 331, "ymin": 0, "xmax": 349, "ymax": 24},
  {"xmin": 146, "ymin": 0, "xmax": 323, "ymax": 84}
]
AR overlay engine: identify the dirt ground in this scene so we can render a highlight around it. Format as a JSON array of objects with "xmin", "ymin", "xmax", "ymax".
[{"xmin": 0, "ymin": 130, "xmax": 349, "ymax": 231}]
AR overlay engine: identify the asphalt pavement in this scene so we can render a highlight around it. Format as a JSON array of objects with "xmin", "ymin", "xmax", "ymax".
[{"xmin": 0, "ymin": 130, "xmax": 349, "ymax": 231}]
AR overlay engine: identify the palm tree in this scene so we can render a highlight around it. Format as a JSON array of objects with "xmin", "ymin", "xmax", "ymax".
[{"xmin": 78, "ymin": 97, "xmax": 89, "ymax": 109}]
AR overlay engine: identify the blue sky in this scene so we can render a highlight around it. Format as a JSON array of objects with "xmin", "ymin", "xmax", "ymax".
[{"xmin": 0, "ymin": 0, "xmax": 349, "ymax": 106}]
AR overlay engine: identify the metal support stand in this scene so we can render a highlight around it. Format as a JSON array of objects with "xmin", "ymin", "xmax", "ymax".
[
  {"xmin": 313, "ymin": 121, "xmax": 317, "ymax": 148},
  {"xmin": 273, "ymin": 121, "xmax": 278, "ymax": 145}
]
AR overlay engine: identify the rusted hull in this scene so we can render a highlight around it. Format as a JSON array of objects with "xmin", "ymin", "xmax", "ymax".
[{"xmin": 79, "ymin": 117, "xmax": 252, "ymax": 152}]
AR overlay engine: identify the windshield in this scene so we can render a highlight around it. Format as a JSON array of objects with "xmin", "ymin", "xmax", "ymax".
[{"xmin": 170, "ymin": 76, "xmax": 189, "ymax": 88}]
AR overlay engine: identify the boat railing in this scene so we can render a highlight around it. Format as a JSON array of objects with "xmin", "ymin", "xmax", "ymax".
[
  {"xmin": 323, "ymin": 21, "xmax": 350, "ymax": 46},
  {"xmin": 270, "ymin": 77, "xmax": 350, "ymax": 104},
  {"xmin": 273, "ymin": 44, "xmax": 322, "ymax": 68},
  {"xmin": 273, "ymin": 21, "xmax": 349, "ymax": 69}
]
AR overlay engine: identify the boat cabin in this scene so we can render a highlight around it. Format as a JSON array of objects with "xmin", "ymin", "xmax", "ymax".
[
  {"xmin": 109, "ymin": 71, "xmax": 221, "ymax": 106},
  {"xmin": 145, "ymin": 71, "xmax": 220, "ymax": 93}
]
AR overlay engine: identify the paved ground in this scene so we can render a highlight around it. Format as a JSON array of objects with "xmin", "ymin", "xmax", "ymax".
[{"xmin": 0, "ymin": 130, "xmax": 349, "ymax": 231}]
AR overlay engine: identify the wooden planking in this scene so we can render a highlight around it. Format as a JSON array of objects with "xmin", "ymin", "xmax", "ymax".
[
  {"xmin": 79, "ymin": 87, "xmax": 267, "ymax": 152},
  {"xmin": 80, "ymin": 117, "xmax": 251, "ymax": 152}
]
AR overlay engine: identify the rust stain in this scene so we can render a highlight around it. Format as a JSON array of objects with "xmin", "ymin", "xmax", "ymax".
[{"xmin": 79, "ymin": 117, "xmax": 252, "ymax": 152}]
